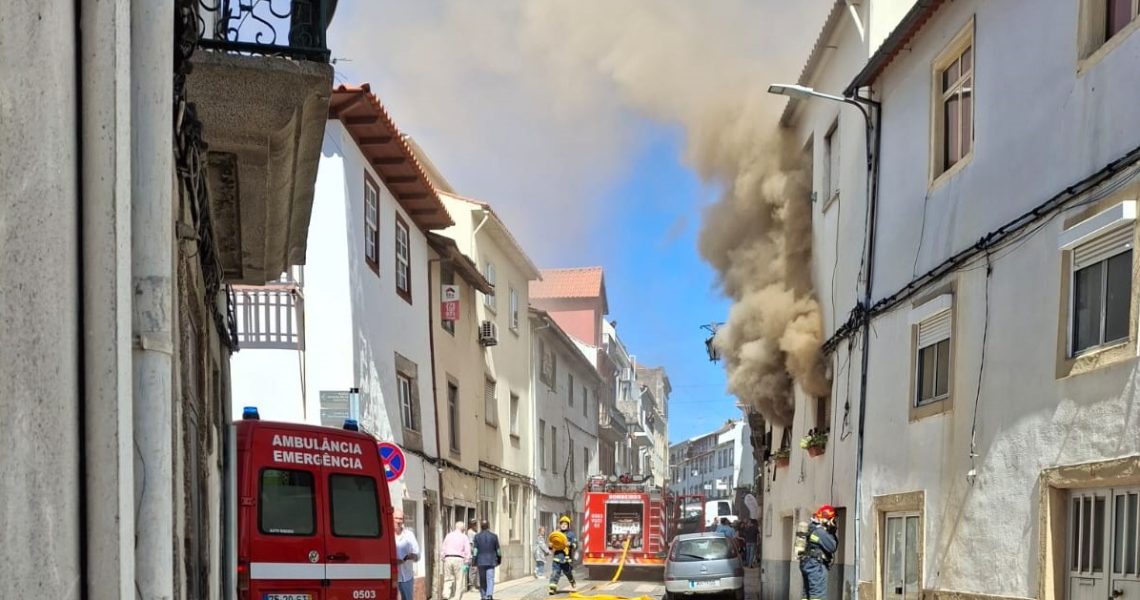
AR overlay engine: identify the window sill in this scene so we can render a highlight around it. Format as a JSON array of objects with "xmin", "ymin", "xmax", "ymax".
[
  {"xmin": 909, "ymin": 396, "xmax": 952, "ymax": 422},
  {"xmin": 1078, "ymin": 17, "xmax": 1140, "ymax": 77},
  {"xmin": 397, "ymin": 289, "xmax": 412, "ymax": 305},
  {"xmin": 929, "ymin": 151, "xmax": 973, "ymax": 193},
  {"xmin": 1059, "ymin": 339, "xmax": 1134, "ymax": 379},
  {"xmin": 822, "ymin": 192, "xmax": 839, "ymax": 213},
  {"xmin": 485, "ymin": 420, "xmax": 498, "ymax": 429}
]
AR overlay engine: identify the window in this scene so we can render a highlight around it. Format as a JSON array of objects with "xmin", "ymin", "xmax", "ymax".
[
  {"xmin": 441, "ymin": 267, "xmax": 456, "ymax": 335},
  {"xmin": 568, "ymin": 373, "xmax": 575, "ymax": 407},
  {"xmin": 329, "ymin": 474, "xmax": 381, "ymax": 537},
  {"xmin": 1070, "ymin": 226, "xmax": 1133, "ymax": 355},
  {"xmin": 509, "ymin": 287, "xmax": 519, "ymax": 331},
  {"xmin": 364, "ymin": 177, "xmax": 380, "ymax": 273},
  {"xmin": 932, "ymin": 22, "xmax": 974, "ymax": 178},
  {"xmin": 584, "ymin": 447, "xmax": 590, "ymax": 480},
  {"xmin": 479, "ymin": 478, "xmax": 497, "ymax": 532},
  {"xmin": 508, "ymin": 484, "xmax": 520, "ymax": 540},
  {"xmin": 551, "ymin": 426, "xmax": 559, "ymax": 474},
  {"xmin": 824, "ymin": 121, "xmax": 840, "ymax": 206},
  {"xmin": 398, "ymin": 373, "xmax": 417, "ymax": 431},
  {"xmin": 395, "ymin": 215, "xmax": 412, "ymax": 302},
  {"xmin": 484, "ymin": 377, "xmax": 498, "ymax": 426},
  {"xmin": 816, "ymin": 394, "xmax": 832, "ymax": 433},
  {"xmin": 484, "ymin": 262, "xmax": 497, "ymax": 310},
  {"xmin": 540, "ymin": 342, "xmax": 558, "ymax": 390},
  {"xmin": 670, "ymin": 536, "xmax": 736, "ymax": 562},
  {"xmin": 448, "ymin": 381, "xmax": 460, "ymax": 453},
  {"xmin": 882, "ymin": 513, "xmax": 921, "ymax": 600},
  {"xmin": 509, "ymin": 393, "xmax": 520, "ymax": 437},
  {"xmin": 1080, "ymin": 0, "xmax": 1140, "ymax": 58},
  {"xmin": 569, "ymin": 441, "xmax": 576, "ymax": 484},
  {"xmin": 911, "ymin": 295, "xmax": 953, "ymax": 407},
  {"xmin": 583, "ymin": 387, "xmax": 589, "ymax": 418},
  {"xmin": 539, "ymin": 419, "xmax": 547, "ymax": 470},
  {"xmin": 259, "ymin": 469, "xmax": 316, "ymax": 536}
]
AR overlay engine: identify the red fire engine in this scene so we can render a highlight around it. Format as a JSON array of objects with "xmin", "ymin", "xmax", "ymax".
[
  {"xmin": 234, "ymin": 407, "xmax": 398, "ymax": 600},
  {"xmin": 580, "ymin": 475, "xmax": 706, "ymax": 575}
]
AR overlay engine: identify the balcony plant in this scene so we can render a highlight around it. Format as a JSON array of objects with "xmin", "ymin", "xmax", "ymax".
[
  {"xmin": 800, "ymin": 429, "xmax": 828, "ymax": 457},
  {"xmin": 772, "ymin": 448, "xmax": 790, "ymax": 467}
]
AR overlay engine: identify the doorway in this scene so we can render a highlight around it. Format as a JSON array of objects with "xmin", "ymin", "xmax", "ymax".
[
  {"xmin": 1067, "ymin": 487, "xmax": 1140, "ymax": 600},
  {"xmin": 882, "ymin": 512, "xmax": 919, "ymax": 600}
]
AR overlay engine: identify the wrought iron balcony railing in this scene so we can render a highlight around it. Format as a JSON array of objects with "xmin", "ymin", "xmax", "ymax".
[{"xmin": 195, "ymin": 0, "xmax": 334, "ymax": 62}]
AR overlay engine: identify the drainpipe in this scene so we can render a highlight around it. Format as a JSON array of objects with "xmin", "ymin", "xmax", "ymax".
[
  {"xmin": 427, "ymin": 256, "xmax": 446, "ymax": 600},
  {"xmin": 850, "ymin": 92, "xmax": 882, "ymax": 600},
  {"xmin": 80, "ymin": 0, "xmax": 135, "ymax": 597},
  {"xmin": 132, "ymin": 0, "xmax": 174, "ymax": 597}
]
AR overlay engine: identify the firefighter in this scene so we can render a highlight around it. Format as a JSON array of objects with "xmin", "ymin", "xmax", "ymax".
[
  {"xmin": 547, "ymin": 515, "xmax": 578, "ymax": 595},
  {"xmin": 799, "ymin": 505, "xmax": 838, "ymax": 600}
]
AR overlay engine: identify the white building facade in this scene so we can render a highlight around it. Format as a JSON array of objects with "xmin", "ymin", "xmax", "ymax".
[
  {"xmin": 669, "ymin": 420, "xmax": 754, "ymax": 505},
  {"xmin": 231, "ymin": 85, "xmax": 455, "ymax": 598},
  {"xmin": 438, "ymin": 191, "xmax": 542, "ymax": 580},
  {"xmin": 531, "ymin": 308, "xmax": 603, "ymax": 531}
]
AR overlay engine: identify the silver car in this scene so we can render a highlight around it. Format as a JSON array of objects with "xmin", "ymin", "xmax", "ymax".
[{"xmin": 663, "ymin": 532, "xmax": 745, "ymax": 600}]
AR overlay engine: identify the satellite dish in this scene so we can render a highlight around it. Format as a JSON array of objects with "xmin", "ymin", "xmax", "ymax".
[{"xmin": 744, "ymin": 494, "xmax": 760, "ymax": 519}]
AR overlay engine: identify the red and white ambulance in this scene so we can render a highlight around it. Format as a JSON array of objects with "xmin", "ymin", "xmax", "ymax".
[{"xmin": 234, "ymin": 407, "xmax": 397, "ymax": 600}]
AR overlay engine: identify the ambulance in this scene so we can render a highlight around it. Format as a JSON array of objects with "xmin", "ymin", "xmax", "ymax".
[{"xmin": 234, "ymin": 407, "xmax": 397, "ymax": 600}]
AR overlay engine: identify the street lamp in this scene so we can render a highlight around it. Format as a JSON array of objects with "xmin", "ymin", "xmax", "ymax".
[{"xmin": 766, "ymin": 84, "xmax": 846, "ymax": 104}]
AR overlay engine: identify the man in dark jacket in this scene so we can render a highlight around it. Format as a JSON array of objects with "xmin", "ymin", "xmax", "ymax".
[{"xmin": 472, "ymin": 520, "xmax": 502, "ymax": 600}]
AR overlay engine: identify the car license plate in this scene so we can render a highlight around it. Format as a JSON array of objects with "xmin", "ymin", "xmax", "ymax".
[
  {"xmin": 265, "ymin": 594, "xmax": 311, "ymax": 600},
  {"xmin": 689, "ymin": 579, "xmax": 719, "ymax": 589}
]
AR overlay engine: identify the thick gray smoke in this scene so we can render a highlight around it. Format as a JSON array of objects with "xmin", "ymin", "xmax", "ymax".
[{"xmin": 331, "ymin": 1, "xmax": 833, "ymax": 423}]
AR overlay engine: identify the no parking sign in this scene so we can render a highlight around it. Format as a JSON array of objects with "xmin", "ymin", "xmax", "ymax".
[{"xmin": 377, "ymin": 441, "xmax": 406, "ymax": 482}]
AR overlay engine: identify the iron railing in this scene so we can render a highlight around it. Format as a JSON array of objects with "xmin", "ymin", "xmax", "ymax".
[{"xmin": 195, "ymin": 0, "xmax": 334, "ymax": 62}]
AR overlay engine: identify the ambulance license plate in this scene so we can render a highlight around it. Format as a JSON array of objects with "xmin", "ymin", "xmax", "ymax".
[
  {"xmin": 264, "ymin": 594, "xmax": 311, "ymax": 600},
  {"xmin": 689, "ymin": 579, "xmax": 720, "ymax": 589}
]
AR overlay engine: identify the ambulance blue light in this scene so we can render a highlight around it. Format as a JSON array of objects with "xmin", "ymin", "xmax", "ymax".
[
  {"xmin": 242, "ymin": 406, "xmax": 260, "ymax": 420},
  {"xmin": 343, "ymin": 419, "xmax": 359, "ymax": 431}
]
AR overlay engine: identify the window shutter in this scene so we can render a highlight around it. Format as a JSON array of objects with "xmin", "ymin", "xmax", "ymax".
[
  {"xmin": 1073, "ymin": 226, "xmax": 1133, "ymax": 270},
  {"xmin": 917, "ymin": 310, "xmax": 952, "ymax": 348}
]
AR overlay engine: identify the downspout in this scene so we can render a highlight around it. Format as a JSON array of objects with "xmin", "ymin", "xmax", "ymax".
[
  {"xmin": 850, "ymin": 91, "xmax": 882, "ymax": 600},
  {"xmin": 132, "ymin": 0, "xmax": 175, "ymax": 598},
  {"xmin": 428, "ymin": 256, "xmax": 446, "ymax": 600}
]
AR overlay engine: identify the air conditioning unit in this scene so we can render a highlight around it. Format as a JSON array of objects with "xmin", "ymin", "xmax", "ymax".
[{"xmin": 479, "ymin": 320, "xmax": 499, "ymax": 347}]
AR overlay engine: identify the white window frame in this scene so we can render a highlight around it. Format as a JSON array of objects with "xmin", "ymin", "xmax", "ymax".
[
  {"xmin": 398, "ymin": 372, "xmax": 416, "ymax": 431},
  {"xmin": 364, "ymin": 178, "xmax": 380, "ymax": 270},
  {"xmin": 909, "ymin": 294, "xmax": 953, "ymax": 407},
  {"xmin": 824, "ymin": 120, "xmax": 840, "ymax": 210},
  {"xmin": 395, "ymin": 216, "xmax": 411, "ymax": 298},
  {"xmin": 1061, "ymin": 201, "xmax": 1136, "ymax": 357},
  {"xmin": 1079, "ymin": 0, "xmax": 1140, "ymax": 62},
  {"xmin": 484, "ymin": 262, "xmax": 497, "ymax": 311},
  {"xmin": 882, "ymin": 511, "xmax": 922, "ymax": 600},
  {"xmin": 509, "ymin": 287, "xmax": 519, "ymax": 331},
  {"xmin": 509, "ymin": 392, "xmax": 520, "ymax": 437},
  {"xmin": 484, "ymin": 377, "xmax": 498, "ymax": 427}
]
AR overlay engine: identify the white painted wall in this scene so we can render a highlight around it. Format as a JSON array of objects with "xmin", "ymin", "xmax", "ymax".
[{"xmin": 853, "ymin": 1, "xmax": 1140, "ymax": 597}]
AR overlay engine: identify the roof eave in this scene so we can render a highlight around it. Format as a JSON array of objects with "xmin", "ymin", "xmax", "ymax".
[{"xmin": 843, "ymin": 0, "xmax": 946, "ymax": 96}]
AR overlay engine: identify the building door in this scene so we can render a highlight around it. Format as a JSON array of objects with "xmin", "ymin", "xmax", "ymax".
[
  {"xmin": 1108, "ymin": 488, "xmax": 1140, "ymax": 600},
  {"xmin": 882, "ymin": 512, "xmax": 919, "ymax": 600},
  {"xmin": 1070, "ymin": 488, "xmax": 1140, "ymax": 600}
]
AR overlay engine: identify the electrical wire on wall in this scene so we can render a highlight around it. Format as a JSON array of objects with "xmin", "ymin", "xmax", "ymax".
[{"xmin": 967, "ymin": 250, "xmax": 992, "ymax": 485}]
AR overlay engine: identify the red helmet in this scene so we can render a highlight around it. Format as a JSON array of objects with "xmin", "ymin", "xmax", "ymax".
[{"xmin": 815, "ymin": 505, "xmax": 837, "ymax": 521}]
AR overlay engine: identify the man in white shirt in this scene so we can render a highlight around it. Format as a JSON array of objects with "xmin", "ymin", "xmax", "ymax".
[{"xmin": 393, "ymin": 510, "xmax": 420, "ymax": 600}]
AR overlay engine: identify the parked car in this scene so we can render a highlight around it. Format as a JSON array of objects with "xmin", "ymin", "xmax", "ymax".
[{"xmin": 663, "ymin": 532, "xmax": 745, "ymax": 600}]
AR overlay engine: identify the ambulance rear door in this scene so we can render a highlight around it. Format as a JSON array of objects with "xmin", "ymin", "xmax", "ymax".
[
  {"xmin": 323, "ymin": 436, "xmax": 396, "ymax": 600},
  {"xmin": 247, "ymin": 424, "xmax": 327, "ymax": 600}
]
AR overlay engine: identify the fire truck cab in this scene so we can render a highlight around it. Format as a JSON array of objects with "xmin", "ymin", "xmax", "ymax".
[{"xmin": 235, "ymin": 408, "xmax": 397, "ymax": 600}]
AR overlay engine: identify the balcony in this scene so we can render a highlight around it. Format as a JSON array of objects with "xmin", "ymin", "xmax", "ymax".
[
  {"xmin": 598, "ymin": 402, "xmax": 627, "ymax": 442},
  {"xmin": 233, "ymin": 268, "xmax": 304, "ymax": 350},
  {"xmin": 185, "ymin": 0, "xmax": 336, "ymax": 285}
]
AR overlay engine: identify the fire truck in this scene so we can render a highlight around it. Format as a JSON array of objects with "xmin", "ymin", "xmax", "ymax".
[
  {"xmin": 580, "ymin": 474, "xmax": 705, "ymax": 576},
  {"xmin": 232, "ymin": 407, "xmax": 399, "ymax": 600}
]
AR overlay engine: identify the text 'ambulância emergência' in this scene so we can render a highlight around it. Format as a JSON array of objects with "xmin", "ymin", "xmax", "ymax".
[{"xmin": 271, "ymin": 433, "xmax": 365, "ymax": 470}]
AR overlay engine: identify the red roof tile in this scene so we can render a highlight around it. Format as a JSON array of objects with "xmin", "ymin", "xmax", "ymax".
[{"xmin": 530, "ymin": 267, "xmax": 605, "ymax": 299}]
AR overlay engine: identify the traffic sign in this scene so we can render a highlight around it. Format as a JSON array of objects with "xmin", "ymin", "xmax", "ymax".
[{"xmin": 377, "ymin": 441, "xmax": 406, "ymax": 482}]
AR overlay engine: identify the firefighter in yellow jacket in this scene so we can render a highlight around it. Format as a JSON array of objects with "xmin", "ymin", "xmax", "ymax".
[{"xmin": 548, "ymin": 515, "xmax": 577, "ymax": 594}]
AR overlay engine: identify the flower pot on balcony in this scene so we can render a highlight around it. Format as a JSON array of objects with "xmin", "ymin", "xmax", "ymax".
[
  {"xmin": 775, "ymin": 456, "xmax": 790, "ymax": 468},
  {"xmin": 807, "ymin": 446, "xmax": 825, "ymax": 458}
]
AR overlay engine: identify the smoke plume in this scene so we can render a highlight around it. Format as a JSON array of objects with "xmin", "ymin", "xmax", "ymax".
[{"xmin": 329, "ymin": 1, "xmax": 833, "ymax": 423}]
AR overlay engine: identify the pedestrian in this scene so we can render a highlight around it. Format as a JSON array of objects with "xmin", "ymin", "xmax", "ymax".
[
  {"xmin": 715, "ymin": 517, "xmax": 735, "ymax": 539},
  {"xmin": 798, "ymin": 505, "xmax": 838, "ymax": 600},
  {"xmin": 467, "ymin": 519, "xmax": 480, "ymax": 592},
  {"xmin": 534, "ymin": 526, "xmax": 551, "ymax": 579},
  {"xmin": 742, "ymin": 519, "xmax": 760, "ymax": 568},
  {"xmin": 441, "ymin": 521, "xmax": 472, "ymax": 600},
  {"xmin": 472, "ymin": 520, "xmax": 502, "ymax": 600},
  {"xmin": 547, "ymin": 515, "xmax": 578, "ymax": 595},
  {"xmin": 393, "ymin": 510, "xmax": 420, "ymax": 600}
]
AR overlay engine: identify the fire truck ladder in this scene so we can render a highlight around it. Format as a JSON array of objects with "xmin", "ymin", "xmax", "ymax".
[{"xmin": 648, "ymin": 503, "xmax": 665, "ymax": 549}]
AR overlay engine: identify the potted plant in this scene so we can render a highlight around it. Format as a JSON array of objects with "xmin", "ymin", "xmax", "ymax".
[
  {"xmin": 800, "ymin": 429, "xmax": 828, "ymax": 457},
  {"xmin": 772, "ymin": 448, "xmax": 790, "ymax": 467}
]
